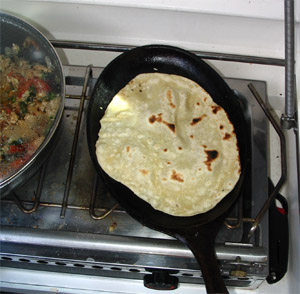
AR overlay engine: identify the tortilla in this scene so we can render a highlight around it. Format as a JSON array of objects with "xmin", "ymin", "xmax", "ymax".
[{"xmin": 96, "ymin": 73, "xmax": 240, "ymax": 216}]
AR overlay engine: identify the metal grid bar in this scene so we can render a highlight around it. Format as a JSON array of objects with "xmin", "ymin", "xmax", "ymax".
[
  {"xmin": 11, "ymin": 162, "xmax": 48, "ymax": 214},
  {"xmin": 246, "ymin": 83, "xmax": 287, "ymax": 241},
  {"xmin": 60, "ymin": 65, "xmax": 92, "ymax": 218}
]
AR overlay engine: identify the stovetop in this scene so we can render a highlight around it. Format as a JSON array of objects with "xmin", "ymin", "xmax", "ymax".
[{"xmin": 0, "ymin": 64, "xmax": 269, "ymax": 289}]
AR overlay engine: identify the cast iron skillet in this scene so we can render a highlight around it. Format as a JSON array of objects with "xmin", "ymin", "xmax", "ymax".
[{"xmin": 87, "ymin": 45, "xmax": 249, "ymax": 293}]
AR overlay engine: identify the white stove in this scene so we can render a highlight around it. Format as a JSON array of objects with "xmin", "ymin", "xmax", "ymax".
[{"xmin": 0, "ymin": 1, "xmax": 299, "ymax": 294}]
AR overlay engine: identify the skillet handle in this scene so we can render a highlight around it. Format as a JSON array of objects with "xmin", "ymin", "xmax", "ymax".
[{"xmin": 176, "ymin": 217, "xmax": 228, "ymax": 294}]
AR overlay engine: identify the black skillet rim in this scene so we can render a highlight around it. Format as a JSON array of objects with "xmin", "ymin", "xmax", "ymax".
[{"xmin": 86, "ymin": 44, "xmax": 249, "ymax": 231}]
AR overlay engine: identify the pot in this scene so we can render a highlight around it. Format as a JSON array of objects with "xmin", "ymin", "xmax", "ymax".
[
  {"xmin": 0, "ymin": 12, "xmax": 65, "ymax": 197},
  {"xmin": 87, "ymin": 45, "xmax": 250, "ymax": 293}
]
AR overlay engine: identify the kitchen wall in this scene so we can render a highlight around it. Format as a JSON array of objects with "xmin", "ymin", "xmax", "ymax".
[{"xmin": 2, "ymin": 0, "xmax": 299, "ymax": 100}]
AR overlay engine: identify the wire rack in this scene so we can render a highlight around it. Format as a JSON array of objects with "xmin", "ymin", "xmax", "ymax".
[{"xmin": 1, "ymin": 41, "xmax": 287, "ymax": 241}]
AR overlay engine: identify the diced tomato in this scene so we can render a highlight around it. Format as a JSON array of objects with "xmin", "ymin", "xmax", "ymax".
[
  {"xmin": 17, "ymin": 77, "xmax": 50, "ymax": 98},
  {"xmin": 18, "ymin": 80, "xmax": 33, "ymax": 98},
  {"xmin": 10, "ymin": 152, "xmax": 30, "ymax": 170},
  {"xmin": 10, "ymin": 158, "xmax": 25, "ymax": 170},
  {"xmin": 10, "ymin": 144, "xmax": 26, "ymax": 154},
  {"xmin": 32, "ymin": 77, "xmax": 51, "ymax": 93},
  {"xmin": 5, "ymin": 108, "xmax": 11, "ymax": 114}
]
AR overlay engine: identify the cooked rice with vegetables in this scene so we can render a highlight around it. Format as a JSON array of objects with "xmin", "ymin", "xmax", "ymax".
[{"xmin": 0, "ymin": 37, "xmax": 60, "ymax": 180}]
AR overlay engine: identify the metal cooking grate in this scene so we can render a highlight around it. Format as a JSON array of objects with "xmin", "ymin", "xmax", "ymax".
[
  {"xmin": 0, "ymin": 43, "xmax": 274, "ymax": 289},
  {"xmin": 3, "ymin": 54, "xmax": 285, "ymax": 242},
  {"xmin": 1, "ymin": 58, "xmax": 263, "ymax": 234},
  {"xmin": 2, "ymin": 60, "xmax": 253, "ymax": 228},
  {"xmin": 1, "ymin": 42, "xmax": 284, "ymax": 251}
]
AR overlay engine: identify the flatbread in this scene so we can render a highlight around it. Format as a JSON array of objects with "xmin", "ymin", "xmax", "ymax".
[{"xmin": 96, "ymin": 73, "xmax": 240, "ymax": 216}]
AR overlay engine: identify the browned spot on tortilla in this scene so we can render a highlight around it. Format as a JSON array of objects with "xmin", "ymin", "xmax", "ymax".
[
  {"xmin": 190, "ymin": 135, "xmax": 194, "ymax": 139},
  {"xmin": 167, "ymin": 161, "xmax": 171, "ymax": 164},
  {"xmin": 204, "ymin": 97, "xmax": 207, "ymax": 102},
  {"xmin": 126, "ymin": 146, "xmax": 130, "ymax": 152},
  {"xmin": 196, "ymin": 102, "xmax": 200, "ymax": 106},
  {"xmin": 178, "ymin": 146, "xmax": 182, "ymax": 150},
  {"xmin": 207, "ymin": 150, "xmax": 218, "ymax": 160},
  {"xmin": 149, "ymin": 115, "xmax": 156, "ymax": 124},
  {"xmin": 171, "ymin": 170, "xmax": 184, "ymax": 183},
  {"xmin": 202, "ymin": 144, "xmax": 207, "ymax": 149},
  {"xmin": 165, "ymin": 122, "xmax": 175, "ymax": 133},
  {"xmin": 149, "ymin": 114, "xmax": 175, "ymax": 133},
  {"xmin": 140, "ymin": 169, "xmax": 149, "ymax": 175},
  {"xmin": 190, "ymin": 114, "xmax": 207, "ymax": 126},
  {"xmin": 163, "ymin": 148, "xmax": 168, "ymax": 152},
  {"xmin": 223, "ymin": 133, "xmax": 231, "ymax": 140},
  {"xmin": 162, "ymin": 177, "xmax": 167, "ymax": 181},
  {"xmin": 149, "ymin": 113, "xmax": 162, "ymax": 124},
  {"xmin": 166, "ymin": 89, "xmax": 176, "ymax": 108},
  {"xmin": 219, "ymin": 125, "xmax": 224, "ymax": 130},
  {"xmin": 212, "ymin": 106, "xmax": 221, "ymax": 114},
  {"xmin": 204, "ymin": 150, "xmax": 219, "ymax": 171}
]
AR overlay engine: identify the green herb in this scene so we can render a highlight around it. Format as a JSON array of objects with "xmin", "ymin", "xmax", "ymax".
[
  {"xmin": 1, "ymin": 153, "xmax": 10, "ymax": 162},
  {"xmin": 19, "ymin": 101, "xmax": 27, "ymax": 114},
  {"xmin": 14, "ymin": 152, "xmax": 24, "ymax": 158},
  {"xmin": 11, "ymin": 138, "xmax": 24, "ymax": 145},
  {"xmin": 9, "ymin": 97, "xmax": 17, "ymax": 103},
  {"xmin": 47, "ymin": 92, "xmax": 56, "ymax": 101},
  {"xmin": 27, "ymin": 86, "xmax": 36, "ymax": 102}
]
